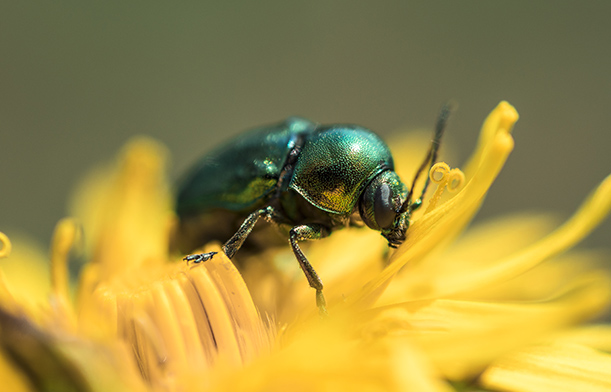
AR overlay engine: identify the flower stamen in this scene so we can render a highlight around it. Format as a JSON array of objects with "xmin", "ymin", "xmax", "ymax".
[
  {"xmin": 50, "ymin": 219, "xmax": 80, "ymax": 302},
  {"xmin": 48, "ymin": 218, "xmax": 82, "ymax": 331},
  {"xmin": 0, "ymin": 231, "xmax": 11, "ymax": 259},
  {"xmin": 425, "ymin": 162, "xmax": 465, "ymax": 214},
  {"xmin": 0, "ymin": 233, "xmax": 18, "ymax": 313}
]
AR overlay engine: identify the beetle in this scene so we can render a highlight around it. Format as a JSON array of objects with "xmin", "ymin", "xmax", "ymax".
[{"xmin": 175, "ymin": 105, "xmax": 450, "ymax": 315}]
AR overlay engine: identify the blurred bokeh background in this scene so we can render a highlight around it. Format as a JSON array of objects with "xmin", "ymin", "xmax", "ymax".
[{"xmin": 1, "ymin": 2, "xmax": 609, "ymax": 250}]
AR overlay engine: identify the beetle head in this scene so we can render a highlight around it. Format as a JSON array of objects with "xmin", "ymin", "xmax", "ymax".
[{"xmin": 358, "ymin": 170, "xmax": 410, "ymax": 248}]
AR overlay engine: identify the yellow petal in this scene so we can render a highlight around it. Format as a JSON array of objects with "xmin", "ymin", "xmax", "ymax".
[
  {"xmin": 70, "ymin": 137, "xmax": 172, "ymax": 279},
  {"xmin": 210, "ymin": 315, "xmax": 452, "ymax": 392},
  {"xmin": 360, "ymin": 271, "xmax": 611, "ymax": 379},
  {"xmin": 439, "ymin": 173, "xmax": 611, "ymax": 300},
  {"xmin": 480, "ymin": 344, "xmax": 611, "ymax": 392},
  {"xmin": 462, "ymin": 101, "xmax": 520, "ymax": 179},
  {"xmin": 55, "ymin": 339, "xmax": 149, "ymax": 392},
  {"xmin": 81, "ymin": 245, "xmax": 271, "ymax": 387},
  {"xmin": 453, "ymin": 250, "xmax": 608, "ymax": 302},
  {"xmin": 0, "ymin": 233, "xmax": 51, "ymax": 323},
  {"xmin": 0, "ymin": 351, "xmax": 34, "ymax": 392},
  {"xmin": 381, "ymin": 213, "xmax": 556, "ymax": 304},
  {"xmin": 551, "ymin": 325, "xmax": 611, "ymax": 352}
]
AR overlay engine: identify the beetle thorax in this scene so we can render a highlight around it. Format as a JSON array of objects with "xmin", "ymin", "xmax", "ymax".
[{"xmin": 288, "ymin": 126, "xmax": 394, "ymax": 215}]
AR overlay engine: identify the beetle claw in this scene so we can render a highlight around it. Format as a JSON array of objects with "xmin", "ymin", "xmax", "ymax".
[{"xmin": 184, "ymin": 251, "xmax": 217, "ymax": 264}]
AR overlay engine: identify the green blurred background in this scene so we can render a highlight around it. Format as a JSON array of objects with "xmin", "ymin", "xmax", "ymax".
[{"xmin": 1, "ymin": 2, "xmax": 609, "ymax": 250}]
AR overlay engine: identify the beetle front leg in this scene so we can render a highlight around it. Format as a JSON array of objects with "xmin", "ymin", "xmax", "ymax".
[
  {"xmin": 184, "ymin": 206, "xmax": 277, "ymax": 264},
  {"xmin": 289, "ymin": 224, "xmax": 331, "ymax": 316},
  {"xmin": 222, "ymin": 206, "xmax": 277, "ymax": 258}
]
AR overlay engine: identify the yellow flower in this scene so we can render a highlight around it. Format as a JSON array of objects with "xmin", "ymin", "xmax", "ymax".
[{"xmin": 1, "ymin": 101, "xmax": 611, "ymax": 391}]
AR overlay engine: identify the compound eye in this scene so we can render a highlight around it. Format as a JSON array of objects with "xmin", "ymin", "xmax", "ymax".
[{"xmin": 374, "ymin": 183, "xmax": 396, "ymax": 230}]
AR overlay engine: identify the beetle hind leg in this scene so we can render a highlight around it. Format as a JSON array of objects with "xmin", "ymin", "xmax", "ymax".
[
  {"xmin": 184, "ymin": 206, "xmax": 277, "ymax": 264},
  {"xmin": 289, "ymin": 224, "xmax": 331, "ymax": 316}
]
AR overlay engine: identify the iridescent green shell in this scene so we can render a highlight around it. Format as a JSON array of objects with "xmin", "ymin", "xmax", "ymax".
[
  {"xmin": 176, "ymin": 117, "xmax": 315, "ymax": 217},
  {"xmin": 289, "ymin": 125, "xmax": 394, "ymax": 215}
]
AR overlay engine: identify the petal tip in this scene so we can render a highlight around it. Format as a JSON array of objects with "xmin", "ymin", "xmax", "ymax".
[
  {"xmin": 599, "ymin": 173, "xmax": 611, "ymax": 194},
  {"xmin": 121, "ymin": 136, "xmax": 168, "ymax": 175},
  {"xmin": 495, "ymin": 101, "xmax": 519, "ymax": 133}
]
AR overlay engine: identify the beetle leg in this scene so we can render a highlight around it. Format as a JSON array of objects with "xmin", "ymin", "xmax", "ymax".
[
  {"xmin": 184, "ymin": 206, "xmax": 277, "ymax": 264},
  {"xmin": 222, "ymin": 206, "xmax": 277, "ymax": 259},
  {"xmin": 289, "ymin": 224, "xmax": 331, "ymax": 316},
  {"xmin": 184, "ymin": 252, "xmax": 217, "ymax": 264}
]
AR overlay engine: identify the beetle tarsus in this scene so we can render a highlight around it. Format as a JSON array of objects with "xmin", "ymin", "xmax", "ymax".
[
  {"xmin": 184, "ymin": 251, "xmax": 217, "ymax": 264},
  {"xmin": 316, "ymin": 289, "xmax": 328, "ymax": 317}
]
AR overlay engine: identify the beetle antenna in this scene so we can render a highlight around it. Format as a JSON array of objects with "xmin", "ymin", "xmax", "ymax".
[{"xmin": 402, "ymin": 102, "xmax": 452, "ymax": 213}]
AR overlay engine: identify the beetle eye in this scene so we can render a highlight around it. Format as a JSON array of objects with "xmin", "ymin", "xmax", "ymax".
[
  {"xmin": 359, "ymin": 171, "xmax": 405, "ymax": 231},
  {"xmin": 374, "ymin": 183, "xmax": 396, "ymax": 229}
]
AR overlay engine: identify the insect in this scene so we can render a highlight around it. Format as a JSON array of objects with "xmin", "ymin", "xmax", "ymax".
[{"xmin": 175, "ymin": 105, "xmax": 450, "ymax": 315}]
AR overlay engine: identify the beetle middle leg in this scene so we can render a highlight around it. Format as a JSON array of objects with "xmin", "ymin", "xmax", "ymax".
[
  {"xmin": 184, "ymin": 206, "xmax": 277, "ymax": 263},
  {"xmin": 289, "ymin": 224, "xmax": 331, "ymax": 316}
]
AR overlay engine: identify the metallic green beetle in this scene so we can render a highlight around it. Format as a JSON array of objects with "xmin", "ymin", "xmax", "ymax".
[{"xmin": 176, "ymin": 106, "xmax": 449, "ymax": 314}]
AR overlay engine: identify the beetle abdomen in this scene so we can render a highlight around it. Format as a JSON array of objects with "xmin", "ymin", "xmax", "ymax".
[{"xmin": 176, "ymin": 117, "xmax": 316, "ymax": 217}]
